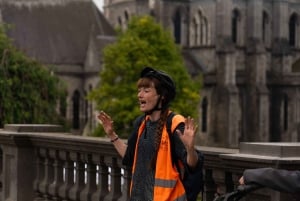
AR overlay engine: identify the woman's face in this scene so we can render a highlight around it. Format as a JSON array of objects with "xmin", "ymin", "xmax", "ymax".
[{"xmin": 137, "ymin": 82, "xmax": 161, "ymax": 113}]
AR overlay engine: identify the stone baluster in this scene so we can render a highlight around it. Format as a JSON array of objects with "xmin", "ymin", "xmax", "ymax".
[
  {"xmin": 92, "ymin": 155, "xmax": 109, "ymax": 201},
  {"xmin": 80, "ymin": 154, "xmax": 97, "ymax": 201},
  {"xmin": 33, "ymin": 148, "xmax": 45, "ymax": 201},
  {"xmin": 58, "ymin": 151, "xmax": 74, "ymax": 201},
  {"xmin": 69, "ymin": 152, "xmax": 85, "ymax": 201},
  {"xmin": 119, "ymin": 166, "xmax": 131, "ymax": 201},
  {"xmin": 0, "ymin": 148, "xmax": 2, "ymax": 200},
  {"xmin": 104, "ymin": 157, "xmax": 122, "ymax": 201},
  {"xmin": 212, "ymin": 168, "xmax": 227, "ymax": 197},
  {"xmin": 203, "ymin": 169, "xmax": 216, "ymax": 201},
  {"xmin": 39, "ymin": 148, "xmax": 55, "ymax": 200},
  {"xmin": 48, "ymin": 149, "xmax": 64, "ymax": 201},
  {"xmin": 224, "ymin": 172, "xmax": 234, "ymax": 193},
  {"xmin": 231, "ymin": 173, "xmax": 242, "ymax": 189}
]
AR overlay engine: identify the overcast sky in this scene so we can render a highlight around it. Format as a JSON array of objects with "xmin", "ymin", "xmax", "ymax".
[{"xmin": 93, "ymin": 0, "xmax": 103, "ymax": 11}]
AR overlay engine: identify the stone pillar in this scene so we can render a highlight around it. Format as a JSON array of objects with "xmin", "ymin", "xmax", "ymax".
[
  {"xmin": 1, "ymin": 124, "xmax": 63, "ymax": 201},
  {"xmin": 269, "ymin": 2, "xmax": 292, "ymax": 142},
  {"xmin": 215, "ymin": 0, "xmax": 232, "ymax": 43},
  {"xmin": 211, "ymin": 0, "xmax": 240, "ymax": 148},
  {"xmin": 246, "ymin": 0, "xmax": 263, "ymax": 39},
  {"xmin": 2, "ymin": 140, "xmax": 35, "ymax": 201},
  {"xmin": 213, "ymin": 53, "xmax": 240, "ymax": 148},
  {"xmin": 243, "ymin": 0, "xmax": 269, "ymax": 142},
  {"xmin": 271, "ymin": 0, "xmax": 291, "ymax": 73}
]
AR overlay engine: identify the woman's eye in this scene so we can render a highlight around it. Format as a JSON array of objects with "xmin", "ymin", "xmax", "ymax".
[{"xmin": 138, "ymin": 87, "xmax": 151, "ymax": 93}]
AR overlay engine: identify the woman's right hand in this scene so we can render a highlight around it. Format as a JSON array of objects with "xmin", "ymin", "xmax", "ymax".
[
  {"xmin": 97, "ymin": 111, "xmax": 115, "ymax": 138},
  {"xmin": 97, "ymin": 111, "xmax": 126, "ymax": 158}
]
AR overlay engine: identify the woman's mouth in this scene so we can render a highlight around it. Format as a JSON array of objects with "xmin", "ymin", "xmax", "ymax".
[{"xmin": 139, "ymin": 100, "xmax": 146, "ymax": 107}]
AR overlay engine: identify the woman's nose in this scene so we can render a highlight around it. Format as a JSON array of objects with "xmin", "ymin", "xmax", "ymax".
[{"xmin": 137, "ymin": 90, "xmax": 143, "ymax": 97}]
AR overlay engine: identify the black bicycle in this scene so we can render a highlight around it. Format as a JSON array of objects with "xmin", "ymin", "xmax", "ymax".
[{"xmin": 213, "ymin": 184, "xmax": 262, "ymax": 201}]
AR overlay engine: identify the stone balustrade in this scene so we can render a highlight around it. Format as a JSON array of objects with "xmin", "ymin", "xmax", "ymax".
[
  {"xmin": 0, "ymin": 124, "xmax": 129, "ymax": 201},
  {"xmin": 0, "ymin": 124, "xmax": 299, "ymax": 201}
]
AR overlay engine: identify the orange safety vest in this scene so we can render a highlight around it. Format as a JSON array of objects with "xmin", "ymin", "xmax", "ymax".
[{"xmin": 131, "ymin": 113, "xmax": 187, "ymax": 201}]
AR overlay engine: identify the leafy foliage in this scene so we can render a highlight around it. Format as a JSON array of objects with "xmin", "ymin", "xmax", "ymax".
[
  {"xmin": 89, "ymin": 16, "xmax": 201, "ymax": 137},
  {"xmin": 0, "ymin": 24, "xmax": 67, "ymax": 128}
]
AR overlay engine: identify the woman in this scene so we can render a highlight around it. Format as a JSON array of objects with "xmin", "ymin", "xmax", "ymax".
[{"xmin": 97, "ymin": 67, "xmax": 201, "ymax": 201}]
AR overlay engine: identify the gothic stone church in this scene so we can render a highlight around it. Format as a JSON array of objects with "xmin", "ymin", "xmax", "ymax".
[
  {"xmin": 2, "ymin": 0, "xmax": 300, "ymax": 148},
  {"xmin": 103, "ymin": 0, "xmax": 300, "ymax": 148}
]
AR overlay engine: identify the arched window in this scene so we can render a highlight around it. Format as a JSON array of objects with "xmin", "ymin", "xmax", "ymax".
[
  {"xmin": 124, "ymin": 10, "xmax": 129, "ymax": 23},
  {"xmin": 283, "ymin": 94, "xmax": 288, "ymax": 131},
  {"xmin": 124, "ymin": 11, "xmax": 129, "ymax": 29},
  {"xmin": 84, "ymin": 91, "xmax": 88, "ymax": 124},
  {"xmin": 72, "ymin": 90, "xmax": 80, "ymax": 129},
  {"xmin": 232, "ymin": 9, "xmax": 240, "ymax": 44},
  {"xmin": 191, "ymin": 17, "xmax": 198, "ymax": 46},
  {"xmin": 118, "ymin": 16, "xmax": 122, "ymax": 27},
  {"xmin": 289, "ymin": 13, "xmax": 298, "ymax": 47},
  {"xmin": 191, "ymin": 9, "xmax": 209, "ymax": 46},
  {"xmin": 88, "ymin": 85, "xmax": 94, "ymax": 127},
  {"xmin": 201, "ymin": 97, "xmax": 208, "ymax": 132},
  {"xmin": 59, "ymin": 90, "xmax": 67, "ymax": 117},
  {"xmin": 173, "ymin": 9, "xmax": 182, "ymax": 44},
  {"xmin": 150, "ymin": 9, "xmax": 155, "ymax": 17},
  {"xmin": 262, "ymin": 11, "xmax": 269, "ymax": 43},
  {"xmin": 201, "ymin": 17, "xmax": 208, "ymax": 45}
]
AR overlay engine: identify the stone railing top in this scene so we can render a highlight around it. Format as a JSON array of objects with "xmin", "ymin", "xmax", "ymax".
[
  {"xmin": 239, "ymin": 142, "xmax": 300, "ymax": 157},
  {"xmin": 220, "ymin": 142, "xmax": 300, "ymax": 164},
  {"xmin": 0, "ymin": 124, "xmax": 121, "ymax": 158},
  {"xmin": 3, "ymin": 124, "xmax": 64, "ymax": 133},
  {"xmin": 196, "ymin": 145, "xmax": 238, "ymax": 155}
]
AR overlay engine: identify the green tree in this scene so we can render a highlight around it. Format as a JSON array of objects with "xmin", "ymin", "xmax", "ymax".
[
  {"xmin": 0, "ymin": 24, "xmax": 67, "ymax": 128},
  {"xmin": 89, "ymin": 15, "xmax": 201, "ymax": 137}
]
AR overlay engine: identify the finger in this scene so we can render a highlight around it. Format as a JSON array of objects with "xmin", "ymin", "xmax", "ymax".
[
  {"xmin": 102, "ymin": 112, "xmax": 113, "ymax": 123},
  {"xmin": 97, "ymin": 111, "xmax": 111, "ymax": 124},
  {"xmin": 96, "ymin": 114, "xmax": 103, "ymax": 124},
  {"xmin": 194, "ymin": 124, "xmax": 198, "ymax": 132},
  {"xmin": 185, "ymin": 116, "xmax": 190, "ymax": 128},
  {"xmin": 99, "ymin": 111, "xmax": 110, "ymax": 120},
  {"xmin": 99, "ymin": 111, "xmax": 107, "ymax": 119},
  {"xmin": 176, "ymin": 129, "xmax": 183, "ymax": 136},
  {"xmin": 185, "ymin": 117, "xmax": 194, "ymax": 129},
  {"xmin": 97, "ymin": 113, "xmax": 104, "ymax": 121}
]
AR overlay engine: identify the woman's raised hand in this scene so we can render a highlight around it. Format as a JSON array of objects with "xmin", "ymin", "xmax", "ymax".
[
  {"xmin": 97, "ymin": 111, "xmax": 115, "ymax": 137},
  {"xmin": 176, "ymin": 116, "xmax": 197, "ymax": 151}
]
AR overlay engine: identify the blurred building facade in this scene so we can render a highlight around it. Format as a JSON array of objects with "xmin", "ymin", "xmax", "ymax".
[
  {"xmin": 103, "ymin": 0, "xmax": 300, "ymax": 148},
  {"xmin": 1, "ymin": 0, "xmax": 300, "ymax": 147},
  {"xmin": 0, "ymin": 0, "xmax": 116, "ymax": 134}
]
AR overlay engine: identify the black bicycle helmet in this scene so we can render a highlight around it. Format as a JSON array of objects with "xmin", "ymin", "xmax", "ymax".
[{"xmin": 140, "ymin": 67, "xmax": 176, "ymax": 106}]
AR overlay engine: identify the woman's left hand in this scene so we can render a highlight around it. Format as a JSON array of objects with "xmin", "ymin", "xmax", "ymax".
[{"xmin": 176, "ymin": 116, "xmax": 197, "ymax": 151}]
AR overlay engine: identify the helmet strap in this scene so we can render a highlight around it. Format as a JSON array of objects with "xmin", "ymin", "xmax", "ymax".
[{"xmin": 145, "ymin": 96, "xmax": 163, "ymax": 115}]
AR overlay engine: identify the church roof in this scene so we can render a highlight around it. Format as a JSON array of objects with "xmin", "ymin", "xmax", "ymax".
[{"xmin": 0, "ymin": 1, "xmax": 115, "ymax": 65}]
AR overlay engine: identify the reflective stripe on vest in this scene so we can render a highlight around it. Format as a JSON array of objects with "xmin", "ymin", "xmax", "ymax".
[
  {"xmin": 155, "ymin": 178, "xmax": 177, "ymax": 188},
  {"xmin": 131, "ymin": 112, "xmax": 187, "ymax": 201},
  {"xmin": 174, "ymin": 193, "xmax": 187, "ymax": 201}
]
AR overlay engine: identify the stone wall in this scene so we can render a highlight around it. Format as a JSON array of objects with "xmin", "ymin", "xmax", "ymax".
[{"xmin": 0, "ymin": 124, "xmax": 299, "ymax": 201}]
